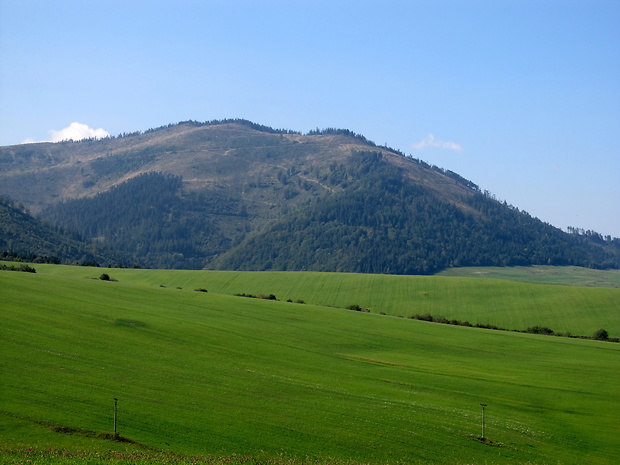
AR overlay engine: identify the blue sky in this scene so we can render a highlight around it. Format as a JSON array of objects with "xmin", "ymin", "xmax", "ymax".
[{"xmin": 1, "ymin": 0, "xmax": 619, "ymax": 237}]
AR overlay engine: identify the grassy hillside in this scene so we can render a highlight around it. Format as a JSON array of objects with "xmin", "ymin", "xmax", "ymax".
[
  {"xmin": 30, "ymin": 264, "xmax": 620, "ymax": 338},
  {"xmin": 437, "ymin": 265, "xmax": 620, "ymax": 287},
  {"xmin": 2, "ymin": 265, "xmax": 619, "ymax": 464}
]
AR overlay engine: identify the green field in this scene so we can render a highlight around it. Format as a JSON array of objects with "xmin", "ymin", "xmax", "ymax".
[
  {"xmin": 28, "ymin": 264, "xmax": 620, "ymax": 338},
  {"xmin": 437, "ymin": 265, "xmax": 620, "ymax": 288},
  {"xmin": 1, "ymin": 265, "xmax": 619, "ymax": 464}
]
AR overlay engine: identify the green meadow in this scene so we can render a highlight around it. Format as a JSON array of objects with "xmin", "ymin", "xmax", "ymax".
[
  {"xmin": 1, "ymin": 264, "xmax": 619, "ymax": 464},
  {"xmin": 437, "ymin": 265, "xmax": 620, "ymax": 288},
  {"xmin": 31, "ymin": 264, "xmax": 620, "ymax": 337}
]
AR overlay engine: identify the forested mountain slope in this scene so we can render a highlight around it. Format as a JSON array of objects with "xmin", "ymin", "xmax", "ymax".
[
  {"xmin": 0, "ymin": 196, "xmax": 114, "ymax": 265},
  {"xmin": 1, "ymin": 120, "xmax": 618, "ymax": 272},
  {"xmin": 210, "ymin": 151, "xmax": 619, "ymax": 273}
]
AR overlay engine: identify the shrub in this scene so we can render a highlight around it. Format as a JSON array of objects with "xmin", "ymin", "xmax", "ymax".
[
  {"xmin": 256, "ymin": 293, "xmax": 277, "ymax": 300},
  {"xmin": 346, "ymin": 304, "xmax": 362, "ymax": 311},
  {"xmin": 194, "ymin": 288, "xmax": 208, "ymax": 293},
  {"xmin": 235, "ymin": 293, "xmax": 257, "ymax": 298},
  {"xmin": 526, "ymin": 326, "xmax": 554, "ymax": 335},
  {"xmin": 99, "ymin": 273, "xmax": 111, "ymax": 281},
  {"xmin": 475, "ymin": 322, "xmax": 499, "ymax": 330},
  {"xmin": 593, "ymin": 328, "xmax": 609, "ymax": 341},
  {"xmin": 0, "ymin": 263, "xmax": 36, "ymax": 273}
]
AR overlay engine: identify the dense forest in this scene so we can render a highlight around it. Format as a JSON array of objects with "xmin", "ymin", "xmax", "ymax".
[
  {"xmin": 42, "ymin": 172, "xmax": 246, "ymax": 269},
  {"xmin": 0, "ymin": 196, "xmax": 114, "ymax": 265}
]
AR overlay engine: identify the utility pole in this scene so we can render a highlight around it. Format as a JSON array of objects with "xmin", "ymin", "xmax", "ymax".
[
  {"xmin": 113, "ymin": 398, "xmax": 118, "ymax": 437},
  {"xmin": 480, "ymin": 403, "xmax": 487, "ymax": 439}
]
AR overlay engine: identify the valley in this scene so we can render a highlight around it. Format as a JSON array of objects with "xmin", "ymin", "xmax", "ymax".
[{"xmin": 2, "ymin": 120, "xmax": 619, "ymax": 464}]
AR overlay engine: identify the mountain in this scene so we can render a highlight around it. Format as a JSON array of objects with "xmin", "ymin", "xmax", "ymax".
[
  {"xmin": 1, "ymin": 119, "xmax": 618, "ymax": 272},
  {"xmin": 0, "ymin": 196, "xmax": 115, "ymax": 265}
]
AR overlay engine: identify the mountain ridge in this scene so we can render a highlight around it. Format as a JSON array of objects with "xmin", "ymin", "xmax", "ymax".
[
  {"xmin": 1, "ymin": 119, "xmax": 618, "ymax": 272},
  {"xmin": 0, "ymin": 120, "xmax": 474, "ymax": 213}
]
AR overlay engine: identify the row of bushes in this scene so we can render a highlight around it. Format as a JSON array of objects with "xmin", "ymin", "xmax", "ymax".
[
  {"xmin": 234, "ymin": 293, "xmax": 306, "ymax": 304},
  {"xmin": 346, "ymin": 304, "xmax": 370, "ymax": 312},
  {"xmin": 406, "ymin": 313, "xmax": 617, "ymax": 342},
  {"xmin": 340, "ymin": 305, "xmax": 616, "ymax": 343},
  {"xmin": 0, "ymin": 263, "xmax": 36, "ymax": 273},
  {"xmin": 235, "ymin": 293, "xmax": 277, "ymax": 300}
]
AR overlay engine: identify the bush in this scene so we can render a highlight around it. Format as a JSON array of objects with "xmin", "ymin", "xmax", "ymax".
[
  {"xmin": 0, "ymin": 263, "xmax": 36, "ymax": 273},
  {"xmin": 593, "ymin": 328, "xmax": 609, "ymax": 341},
  {"xmin": 526, "ymin": 326, "xmax": 554, "ymax": 335},
  {"xmin": 235, "ymin": 293, "xmax": 257, "ymax": 298},
  {"xmin": 99, "ymin": 273, "xmax": 111, "ymax": 281},
  {"xmin": 194, "ymin": 288, "xmax": 208, "ymax": 293},
  {"xmin": 345, "ymin": 304, "xmax": 369, "ymax": 312}
]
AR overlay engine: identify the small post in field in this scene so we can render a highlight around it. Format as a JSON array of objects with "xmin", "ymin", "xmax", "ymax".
[
  {"xmin": 480, "ymin": 403, "xmax": 487, "ymax": 439},
  {"xmin": 113, "ymin": 398, "xmax": 118, "ymax": 437}
]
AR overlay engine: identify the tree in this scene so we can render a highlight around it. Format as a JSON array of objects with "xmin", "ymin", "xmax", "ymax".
[{"xmin": 593, "ymin": 328, "xmax": 609, "ymax": 341}]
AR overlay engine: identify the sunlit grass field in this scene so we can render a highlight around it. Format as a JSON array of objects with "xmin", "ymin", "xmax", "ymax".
[
  {"xmin": 32, "ymin": 264, "xmax": 620, "ymax": 337},
  {"xmin": 2, "ymin": 265, "xmax": 619, "ymax": 464},
  {"xmin": 437, "ymin": 265, "xmax": 620, "ymax": 287}
]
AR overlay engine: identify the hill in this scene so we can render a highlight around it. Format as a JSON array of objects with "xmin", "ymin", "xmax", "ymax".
[
  {"xmin": 0, "ymin": 196, "xmax": 116, "ymax": 265},
  {"xmin": 1, "ymin": 119, "xmax": 618, "ymax": 272},
  {"xmin": 437, "ymin": 265, "xmax": 620, "ymax": 287},
  {"xmin": 26, "ymin": 264, "xmax": 620, "ymax": 338},
  {"xmin": 2, "ymin": 265, "xmax": 619, "ymax": 464}
]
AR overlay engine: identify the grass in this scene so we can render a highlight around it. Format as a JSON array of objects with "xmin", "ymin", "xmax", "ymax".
[
  {"xmin": 437, "ymin": 265, "xmax": 620, "ymax": 287},
  {"xmin": 28, "ymin": 264, "xmax": 620, "ymax": 338},
  {"xmin": 1, "ymin": 265, "xmax": 620, "ymax": 464}
]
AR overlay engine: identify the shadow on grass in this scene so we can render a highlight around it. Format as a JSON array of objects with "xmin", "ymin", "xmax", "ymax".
[
  {"xmin": 45, "ymin": 423, "xmax": 142, "ymax": 446},
  {"xmin": 471, "ymin": 435, "xmax": 504, "ymax": 447}
]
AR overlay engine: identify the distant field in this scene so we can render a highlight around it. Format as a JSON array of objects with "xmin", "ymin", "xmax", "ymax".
[
  {"xmin": 1, "ymin": 265, "xmax": 620, "ymax": 464},
  {"xmin": 437, "ymin": 265, "xmax": 620, "ymax": 287},
  {"xmin": 27, "ymin": 263, "xmax": 620, "ymax": 338}
]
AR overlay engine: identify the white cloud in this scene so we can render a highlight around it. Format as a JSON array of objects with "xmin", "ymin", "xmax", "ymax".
[
  {"xmin": 49, "ymin": 122, "xmax": 110, "ymax": 142},
  {"xmin": 412, "ymin": 134, "xmax": 462, "ymax": 152}
]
